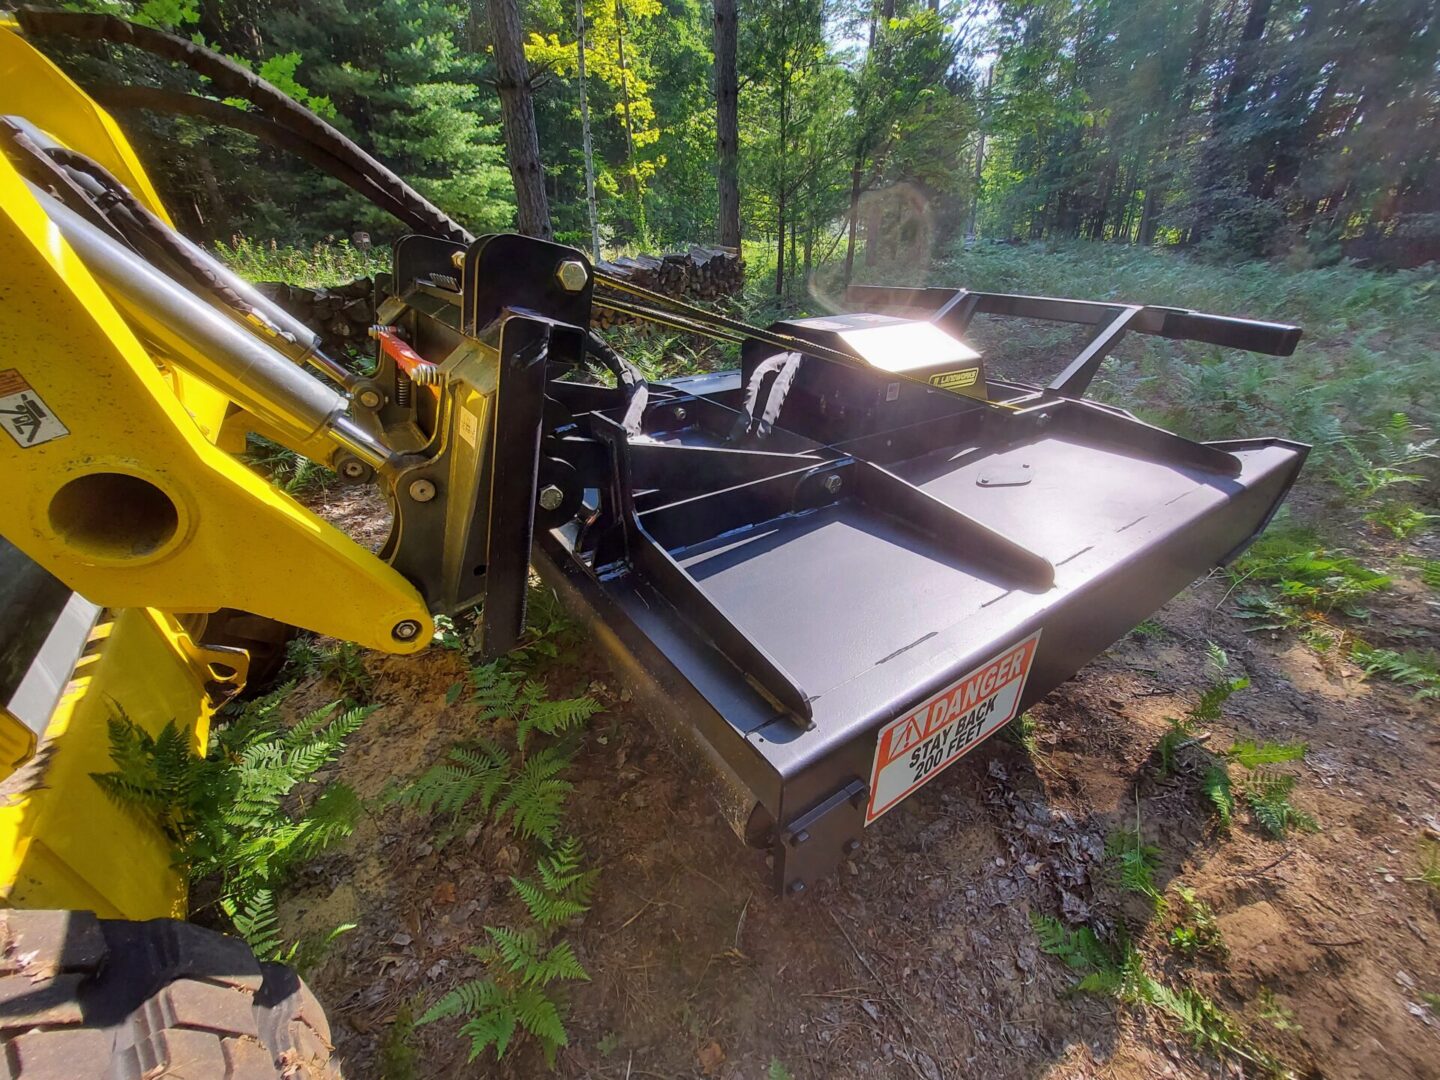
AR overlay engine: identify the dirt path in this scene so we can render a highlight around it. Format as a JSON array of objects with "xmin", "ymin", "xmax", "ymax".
[{"xmin": 273, "ymin": 552, "xmax": 1439, "ymax": 1078}]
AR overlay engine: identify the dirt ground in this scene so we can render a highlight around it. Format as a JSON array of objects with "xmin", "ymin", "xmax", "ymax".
[{"xmin": 271, "ymin": 334, "xmax": 1439, "ymax": 1079}]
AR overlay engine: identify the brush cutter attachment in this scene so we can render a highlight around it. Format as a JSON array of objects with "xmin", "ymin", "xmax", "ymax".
[{"xmin": 373, "ymin": 234, "xmax": 1307, "ymax": 894}]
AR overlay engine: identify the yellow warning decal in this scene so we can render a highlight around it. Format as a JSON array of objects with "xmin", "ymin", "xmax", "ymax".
[{"xmin": 929, "ymin": 368, "xmax": 980, "ymax": 390}]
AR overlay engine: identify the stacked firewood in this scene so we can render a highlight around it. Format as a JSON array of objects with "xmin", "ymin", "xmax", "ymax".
[
  {"xmin": 254, "ymin": 278, "xmax": 375, "ymax": 356},
  {"xmin": 593, "ymin": 245, "xmax": 743, "ymax": 329}
]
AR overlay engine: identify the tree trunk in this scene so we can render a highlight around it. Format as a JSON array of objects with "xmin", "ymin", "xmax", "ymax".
[
  {"xmin": 713, "ymin": 0, "xmax": 740, "ymax": 248},
  {"xmin": 486, "ymin": 0, "xmax": 552, "ymax": 238},
  {"xmin": 843, "ymin": 159, "xmax": 863, "ymax": 284},
  {"xmin": 614, "ymin": 0, "xmax": 648, "ymax": 241},
  {"xmin": 576, "ymin": 0, "xmax": 601, "ymax": 259},
  {"xmin": 775, "ymin": 189, "xmax": 786, "ymax": 295}
]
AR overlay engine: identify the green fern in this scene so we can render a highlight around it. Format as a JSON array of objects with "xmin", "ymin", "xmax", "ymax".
[
  {"xmin": 1201, "ymin": 765, "xmax": 1235, "ymax": 829},
  {"xmin": 1245, "ymin": 769, "xmax": 1319, "ymax": 838},
  {"xmin": 511, "ymin": 838, "xmax": 598, "ymax": 930},
  {"xmin": 1351, "ymin": 643, "xmax": 1440, "ymax": 700},
  {"xmin": 419, "ymin": 930, "xmax": 588, "ymax": 1065},
  {"xmin": 1105, "ymin": 826, "xmax": 1165, "ymax": 910},
  {"xmin": 497, "ymin": 747, "xmax": 574, "ymax": 846},
  {"xmin": 516, "ymin": 694, "xmax": 602, "ymax": 751},
  {"xmin": 90, "ymin": 693, "xmax": 372, "ymax": 958},
  {"xmin": 1030, "ymin": 913, "xmax": 1114, "ymax": 971},
  {"xmin": 1227, "ymin": 739, "xmax": 1307, "ymax": 769},
  {"xmin": 390, "ymin": 740, "xmax": 511, "ymax": 817}
]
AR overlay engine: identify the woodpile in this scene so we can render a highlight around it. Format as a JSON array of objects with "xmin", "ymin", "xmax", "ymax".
[
  {"xmin": 254, "ymin": 277, "xmax": 375, "ymax": 356},
  {"xmin": 594, "ymin": 245, "xmax": 743, "ymax": 330}
]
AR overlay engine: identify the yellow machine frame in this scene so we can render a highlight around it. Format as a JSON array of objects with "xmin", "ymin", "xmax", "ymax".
[{"xmin": 0, "ymin": 27, "xmax": 427, "ymax": 917}]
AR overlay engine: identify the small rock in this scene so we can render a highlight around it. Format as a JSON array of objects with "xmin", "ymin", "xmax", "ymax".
[
  {"xmin": 861, "ymin": 999, "xmax": 881, "ymax": 1021},
  {"xmin": 390, "ymin": 932, "xmax": 412, "ymax": 948},
  {"xmin": 697, "ymin": 1039, "xmax": 725, "ymax": 1075}
]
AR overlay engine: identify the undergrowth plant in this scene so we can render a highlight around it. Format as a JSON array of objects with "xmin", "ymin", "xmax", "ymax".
[
  {"xmin": 1350, "ymin": 643, "xmax": 1440, "ymax": 701},
  {"xmin": 1169, "ymin": 887, "xmax": 1227, "ymax": 960},
  {"xmin": 1203, "ymin": 739, "xmax": 1316, "ymax": 838},
  {"xmin": 1031, "ymin": 913, "xmax": 1282, "ymax": 1074},
  {"xmin": 1230, "ymin": 525, "xmax": 1390, "ymax": 632},
  {"xmin": 1106, "ymin": 820, "xmax": 1165, "ymax": 914},
  {"xmin": 400, "ymin": 649, "xmax": 601, "ymax": 1065},
  {"xmin": 245, "ymin": 435, "xmax": 333, "ymax": 496},
  {"xmin": 90, "ymin": 685, "xmax": 373, "ymax": 961},
  {"xmin": 1157, "ymin": 644, "xmax": 1248, "ymax": 775},
  {"xmin": 287, "ymin": 637, "xmax": 373, "ymax": 700}
]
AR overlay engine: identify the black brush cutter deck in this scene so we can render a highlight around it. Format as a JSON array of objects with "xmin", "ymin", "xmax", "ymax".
[{"xmin": 379, "ymin": 234, "xmax": 1308, "ymax": 895}]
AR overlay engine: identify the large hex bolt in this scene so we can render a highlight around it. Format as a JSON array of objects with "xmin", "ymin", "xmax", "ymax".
[
  {"xmin": 555, "ymin": 259, "xmax": 589, "ymax": 293},
  {"xmin": 408, "ymin": 478, "xmax": 437, "ymax": 503},
  {"xmin": 538, "ymin": 484, "xmax": 565, "ymax": 511}
]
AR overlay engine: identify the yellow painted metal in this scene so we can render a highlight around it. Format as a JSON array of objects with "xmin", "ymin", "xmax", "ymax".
[
  {"xmin": 0, "ymin": 153, "xmax": 430, "ymax": 653},
  {"xmin": 0, "ymin": 609, "xmax": 234, "ymax": 919}
]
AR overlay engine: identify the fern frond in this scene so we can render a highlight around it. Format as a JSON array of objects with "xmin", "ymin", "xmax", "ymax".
[
  {"xmin": 229, "ymin": 888, "xmax": 283, "ymax": 959},
  {"xmin": 1227, "ymin": 739, "xmax": 1306, "ymax": 769},
  {"xmin": 496, "ymin": 747, "xmax": 572, "ymax": 845},
  {"xmin": 419, "ymin": 977, "xmax": 506, "ymax": 1025},
  {"xmin": 1201, "ymin": 766, "xmax": 1235, "ymax": 829},
  {"xmin": 485, "ymin": 925, "xmax": 543, "ymax": 975},
  {"xmin": 512, "ymin": 985, "xmax": 568, "ymax": 1058},
  {"xmin": 1030, "ymin": 913, "xmax": 1112, "ymax": 971},
  {"xmin": 516, "ymin": 695, "xmax": 601, "ymax": 751},
  {"xmin": 529, "ymin": 939, "xmax": 590, "ymax": 987},
  {"xmin": 459, "ymin": 1007, "xmax": 519, "ymax": 1062}
]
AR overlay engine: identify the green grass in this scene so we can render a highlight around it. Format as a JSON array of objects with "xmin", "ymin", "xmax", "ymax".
[
  {"xmin": 216, "ymin": 236, "xmax": 388, "ymax": 286},
  {"xmin": 913, "ymin": 241, "xmax": 1439, "ymax": 469}
]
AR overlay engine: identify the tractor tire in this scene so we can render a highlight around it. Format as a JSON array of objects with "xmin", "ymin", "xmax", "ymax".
[{"xmin": 0, "ymin": 909, "xmax": 340, "ymax": 1079}]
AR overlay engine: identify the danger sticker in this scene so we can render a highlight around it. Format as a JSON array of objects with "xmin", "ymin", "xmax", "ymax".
[
  {"xmin": 0, "ymin": 370, "xmax": 69, "ymax": 448},
  {"xmin": 866, "ymin": 629, "xmax": 1041, "ymax": 824},
  {"xmin": 929, "ymin": 367, "xmax": 980, "ymax": 390}
]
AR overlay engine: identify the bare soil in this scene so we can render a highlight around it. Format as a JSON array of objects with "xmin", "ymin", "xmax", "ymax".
[{"xmin": 273, "ymin": 543, "xmax": 1439, "ymax": 1080}]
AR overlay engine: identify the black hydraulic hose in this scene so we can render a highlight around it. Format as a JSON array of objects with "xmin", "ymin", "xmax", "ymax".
[
  {"xmin": 15, "ymin": 7, "xmax": 472, "ymax": 244},
  {"xmin": 87, "ymin": 84, "xmax": 425, "ymax": 230}
]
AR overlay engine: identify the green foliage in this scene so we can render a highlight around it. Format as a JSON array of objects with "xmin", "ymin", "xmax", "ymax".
[
  {"xmin": 389, "ymin": 741, "xmax": 511, "ymax": 820},
  {"xmin": 1413, "ymin": 841, "xmax": 1440, "ymax": 892},
  {"xmin": 498, "ymin": 747, "xmax": 575, "ymax": 847},
  {"xmin": 1417, "ymin": 560, "xmax": 1440, "ymax": 592},
  {"xmin": 418, "ymin": 929, "xmax": 589, "ymax": 1065},
  {"xmin": 1201, "ymin": 766, "xmax": 1235, "ymax": 830},
  {"xmin": 245, "ymin": 436, "xmax": 332, "ymax": 496},
  {"xmin": 1105, "ymin": 825, "xmax": 1164, "ymax": 911},
  {"xmin": 1365, "ymin": 502, "xmax": 1437, "ymax": 540},
  {"xmin": 767, "ymin": 1060, "xmax": 796, "ymax": 1080},
  {"xmin": 90, "ymin": 691, "xmax": 372, "ymax": 957},
  {"xmin": 1157, "ymin": 644, "xmax": 1248, "ymax": 775},
  {"xmin": 1033, "ymin": 914, "xmax": 1281, "ymax": 1072},
  {"xmin": 1029, "ymin": 913, "xmax": 1113, "ymax": 972},
  {"xmin": 1256, "ymin": 988, "xmax": 1302, "ymax": 1033},
  {"xmin": 1168, "ymin": 887, "xmax": 1226, "ymax": 960},
  {"xmin": 511, "ymin": 837, "xmax": 598, "ymax": 931},
  {"xmin": 1329, "ymin": 414, "xmax": 1436, "ymax": 501},
  {"xmin": 217, "ymin": 238, "xmax": 388, "ymax": 286},
  {"xmin": 1245, "ymin": 769, "xmax": 1319, "ymax": 839},
  {"xmin": 1227, "ymin": 740, "xmax": 1307, "ymax": 770},
  {"xmin": 1351, "ymin": 643, "xmax": 1440, "ymax": 700},
  {"xmin": 1230, "ymin": 527, "xmax": 1391, "ymax": 630},
  {"xmin": 1005, "ymin": 712, "xmax": 1039, "ymax": 756}
]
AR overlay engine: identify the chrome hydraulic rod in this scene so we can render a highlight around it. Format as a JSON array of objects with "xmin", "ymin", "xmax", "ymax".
[{"xmin": 32, "ymin": 186, "xmax": 392, "ymax": 469}]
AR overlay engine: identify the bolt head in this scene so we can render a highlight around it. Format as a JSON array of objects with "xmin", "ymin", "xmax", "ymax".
[
  {"xmin": 822, "ymin": 473, "xmax": 843, "ymax": 495},
  {"xmin": 408, "ymin": 478, "xmax": 437, "ymax": 503},
  {"xmin": 451, "ymin": 249, "xmax": 466, "ymax": 270},
  {"xmin": 339, "ymin": 458, "xmax": 367, "ymax": 479},
  {"xmin": 357, "ymin": 389, "xmax": 382, "ymax": 409},
  {"xmin": 555, "ymin": 259, "xmax": 590, "ymax": 293},
  {"xmin": 391, "ymin": 619, "xmax": 422, "ymax": 641},
  {"xmin": 673, "ymin": 406, "xmax": 688, "ymax": 423},
  {"xmin": 538, "ymin": 484, "xmax": 565, "ymax": 511}
]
